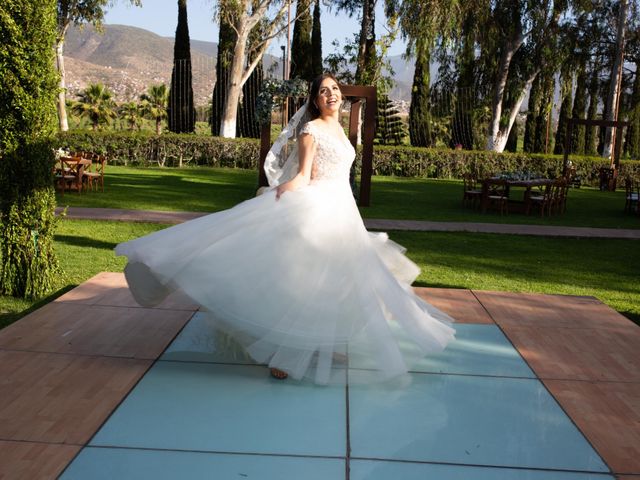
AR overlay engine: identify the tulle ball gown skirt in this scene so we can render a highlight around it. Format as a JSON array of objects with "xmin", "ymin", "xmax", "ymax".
[{"xmin": 115, "ymin": 180, "xmax": 455, "ymax": 385}]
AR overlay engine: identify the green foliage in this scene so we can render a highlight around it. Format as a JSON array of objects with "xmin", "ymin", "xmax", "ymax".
[
  {"xmin": 210, "ymin": 1, "xmax": 236, "ymax": 136},
  {"xmin": 375, "ymin": 94, "xmax": 406, "ymax": 145},
  {"xmin": 365, "ymin": 144, "xmax": 638, "ymax": 187},
  {"xmin": 291, "ymin": 0, "xmax": 313, "ymax": 82},
  {"xmin": 311, "ymin": 0, "xmax": 323, "ymax": 78},
  {"xmin": 56, "ymin": 129, "xmax": 640, "ymax": 189},
  {"xmin": 70, "ymin": 83, "xmax": 117, "ymax": 130},
  {"xmin": 141, "ymin": 84, "xmax": 169, "ymax": 135},
  {"xmin": 409, "ymin": 43, "xmax": 433, "ymax": 147},
  {"xmin": 168, "ymin": 0, "xmax": 195, "ymax": 134},
  {"xmin": 57, "ymin": 130, "xmax": 261, "ymax": 169},
  {"xmin": 553, "ymin": 73, "xmax": 573, "ymax": 155},
  {"xmin": 0, "ymin": 0, "xmax": 60, "ymax": 299}
]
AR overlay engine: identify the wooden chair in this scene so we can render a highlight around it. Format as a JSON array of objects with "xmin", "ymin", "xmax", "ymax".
[
  {"xmin": 462, "ymin": 173, "xmax": 483, "ymax": 209},
  {"xmin": 527, "ymin": 182, "xmax": 553, "ymax": 216},
  {"xmin": 549, "ymin": 177, "xmax": 568, "ymax": 215},
  {"xmin": 483, "ymin": 178, "xmax": 509, "ymax": 215},
  {"xmin": 624, "ymin": 177, "xmax": 639, "ymax": 213},
  {"xmin": 83, "ymin": 154, "xmax": 106, "ymax": 192},
  {"xmin": 53, "ymin": 159, "xmax": 77, "ymax": 196}
]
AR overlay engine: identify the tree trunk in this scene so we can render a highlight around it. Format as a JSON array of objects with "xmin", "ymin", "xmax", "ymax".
[
  {"xmin": 55, "ymin": 38, "xmax": 69, "ymax": 131},
  {"xmin": 602, "ymin": 0, "xmax": 627, "ymax": 159},
  {"xmin": 486, "ymin": 30, "xmax": 525, "ymax": 151},
  {"xmin": 220, "ymin": 36, "xmax": 246, "ymax": 137}
]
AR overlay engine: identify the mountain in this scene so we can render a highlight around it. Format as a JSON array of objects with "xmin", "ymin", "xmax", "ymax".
[
  {"xmin": 64, "ymin": 24, "xmax": 217, "ymax": 105},
  {"xmin": 63, "ymin": 24, "xmax": 414, "ymax": 107}
]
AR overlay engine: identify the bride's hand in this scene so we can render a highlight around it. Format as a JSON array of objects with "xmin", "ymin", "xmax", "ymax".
[{"xmin": 275, "ymin": 177, "xmax": 302, "ymax": 200}]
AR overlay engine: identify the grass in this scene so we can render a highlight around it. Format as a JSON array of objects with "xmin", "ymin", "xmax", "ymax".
[
  {"xmin": 56, "ymin": 166, "xmax": 640, "ymax": 229},
  {"xmin": 0, "ymin": 220, "xmax": 164, "ymax": 329},
  {"xmin": 1, "ymin": 219, "xmax": 638, "ymax": 329},
  {"xmin": 2, "ymin": 165, "xmax": 638, "ymax": 329},
  {"xmin": 393, "ymin": 231, "xmax": 640, "ymax": 325}
]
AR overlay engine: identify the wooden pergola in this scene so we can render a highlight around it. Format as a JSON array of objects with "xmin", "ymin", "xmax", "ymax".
[{"xmin": 258, "ymin": 85, "xmax": 377, "ymax": 206}]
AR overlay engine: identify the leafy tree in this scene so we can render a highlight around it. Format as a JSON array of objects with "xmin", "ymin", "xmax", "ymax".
[
  {"xmin": 141, "ymin": 84, "xmax": 169, "ymax": 135},
  {"xmin": 0, "ymin": 0, "xmax": 60, "ymax": 298},
  {"xmin": 217, "ymin": 0, "xmax": 295, "ymax": 137},
  {"xmin": 119, "ymin": 101, "xmax": 143, "ymax": 131},
  {"xmin": 71, "ymin": 83, "xmax": 117, "ymax": 130},
  {"xmin": 168, "ymin": 0, "xmax": 195, "ymax": 133},
  {"xmin": 311, "ymin": 0, "xmax": 323, "ymax": 78},
  {"xmin": 55, "ymin": 0, "xmax": 141, "ymax": 131},
  {"xmin": 237, "ymin": 9, "xmax": 265, "ymax": 139}
]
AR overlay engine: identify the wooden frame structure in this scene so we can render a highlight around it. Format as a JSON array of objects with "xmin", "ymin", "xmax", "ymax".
[{"xmin": 258, "ymin": 84, "xmax": 377, "ymax": 206}]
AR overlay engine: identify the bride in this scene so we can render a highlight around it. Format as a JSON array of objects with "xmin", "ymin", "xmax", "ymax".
[{"xmin": 115, "ymin": 73, "xmax": 455, "ymax": 385}]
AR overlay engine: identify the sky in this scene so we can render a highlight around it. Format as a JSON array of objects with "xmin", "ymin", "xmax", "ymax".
[{"xmin": 103, "ymin": 0, "xmax": 406, "ymax": 59}]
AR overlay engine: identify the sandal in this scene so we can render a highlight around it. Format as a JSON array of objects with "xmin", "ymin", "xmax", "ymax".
[{"xmin": 270, "ymin": 368, "xmax": 288, "ymax": 380}]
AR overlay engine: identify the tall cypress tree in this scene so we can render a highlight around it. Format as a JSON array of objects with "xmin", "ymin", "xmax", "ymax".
[
  {"xmin": 624, "ymin": 60, "xmax": 640, "ymax": 159},
  {"xmin": 409, "ymin": 40, "xmax": 432, "ymax": 147},
  {"xmin": 311, "ymin": 0, "xmax": 323, "ymax": 78},
  {"xmin": 585, "ymin": 63, "xmax": 600, "ymax": 155},
  {"xmin": 168, "ymin": 0, "xmax": 195, "ymax": 133},
  {"xmin": 571, "ymin": 61, "xmax": 588, "ymax": 155},
  {"xmin": 451, "ymin": 12, "xmax": 475, "ymax": 150},
  {"xmin": 290, "ymin": 0, "xmax": 313, "ymax": 81},
  {"xmin": 211, "ymin": 0, "xmax": 236, "ymax": 136},
  {"xmin": 553, "ymin": 72, "xmax": 573, "ymax": 155},
  {"xmin": 523, "ymin": 73, "xmax": 543, "ymax": 153},
  {"xmin": 375, "ymin": 94, "xmax": 405, "ymax": 145}
]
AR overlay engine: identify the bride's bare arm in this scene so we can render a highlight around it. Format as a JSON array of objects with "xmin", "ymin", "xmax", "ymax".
[{"xmin": 275, "ymin": 132, "xmax": 316, "ymax": 200}]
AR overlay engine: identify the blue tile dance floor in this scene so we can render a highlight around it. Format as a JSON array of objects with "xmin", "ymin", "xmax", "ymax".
[{"xmin": 61, "ymin": 313, "xmax": 613, "ymax": 479}]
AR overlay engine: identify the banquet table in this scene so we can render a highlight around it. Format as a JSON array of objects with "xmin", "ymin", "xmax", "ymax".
[{"xmin": 481, "ymin": 177, "xmax": 554, "ymax": 214}]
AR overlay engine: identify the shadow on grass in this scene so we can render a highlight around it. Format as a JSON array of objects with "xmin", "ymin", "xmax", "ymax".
[
  {"xmin": 55, "ymin": 234, "xmax": 117, "ymax": 250},
  {"xmin": 0, "ymin": 284, "xmax": 77, "ymax": 330}
]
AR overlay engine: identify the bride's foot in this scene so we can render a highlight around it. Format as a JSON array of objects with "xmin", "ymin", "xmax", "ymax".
[{"xmin": 270, "ymin": 368, "xmax": 288, "ymax": 380}]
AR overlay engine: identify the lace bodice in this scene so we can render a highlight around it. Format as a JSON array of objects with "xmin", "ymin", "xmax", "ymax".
[{"xmin": 300, "ymin": 122, "xmax": 355, "ymax": 182}]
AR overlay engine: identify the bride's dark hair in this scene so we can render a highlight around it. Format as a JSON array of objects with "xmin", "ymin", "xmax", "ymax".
[{"xmin": 307, "ymin": 73, "xmax": 341, "ymax": 119}]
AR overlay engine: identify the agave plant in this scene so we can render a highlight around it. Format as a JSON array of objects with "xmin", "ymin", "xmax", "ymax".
[{"xmin": 71, "ymin": 83, "xmax": 117, "ymax": 130}]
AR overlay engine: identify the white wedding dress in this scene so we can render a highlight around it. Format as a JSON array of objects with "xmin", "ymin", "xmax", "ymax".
[{"xmin": 115, "ymin": 121, "xmax": 455, "ymax": 384}]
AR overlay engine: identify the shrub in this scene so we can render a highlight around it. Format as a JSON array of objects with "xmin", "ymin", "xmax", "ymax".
[
  {"xmin": 0, "ymin": 0, "xmax": 60, "ymax": 298},
  {"xmin": 56, "ymin": 130, "xmax": 640, "ymax": 188}
]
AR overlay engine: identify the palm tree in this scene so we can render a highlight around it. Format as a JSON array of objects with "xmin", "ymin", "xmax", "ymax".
[
  {"xmin": 71, "ymin": 83, "xmax": 117, "ymax": 130},
  {"xmin": 141, "ymin": 84, "xmax": 169, "ymax": 135},
  {"xmin": 119, "ymin": 101, "xmax": 143, "ymax": 131}
]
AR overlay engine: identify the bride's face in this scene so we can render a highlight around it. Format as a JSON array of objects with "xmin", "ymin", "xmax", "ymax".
[{"xmin": 315, "ymin": 78, "xmax": 342, "ymax": 115}]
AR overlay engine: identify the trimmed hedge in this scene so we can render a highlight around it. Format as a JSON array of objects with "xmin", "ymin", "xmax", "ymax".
[
  {"xmin": 1, "ymin": 0, "xmax": 60, "ymax": 299},
  {"xmin": 56, "ymin": 130, "xmax": 640, "ymax": 187}
]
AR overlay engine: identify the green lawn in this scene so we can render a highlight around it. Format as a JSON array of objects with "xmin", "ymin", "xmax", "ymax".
[
  {"xmin": 1, "ymin": 219, "xmax": 638, "ymax": 329},
  {"xmin": 2, "ymin": 166, "xmax": 638, "ymax": 329},
  {"xmin": 56, "ymin": 166, "xmax": 640, "ymax": 229}
]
